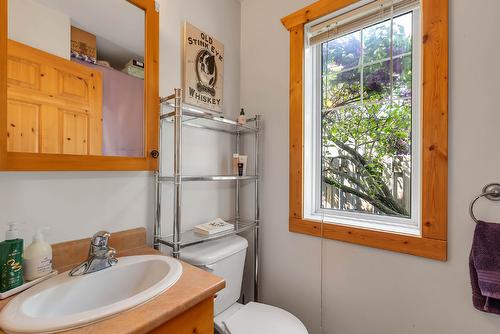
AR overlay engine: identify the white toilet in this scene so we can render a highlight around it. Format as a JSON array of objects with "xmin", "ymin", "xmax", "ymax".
[{"xmin": 181, "ymin": 235, "xmax": 308, "ymax": 334}]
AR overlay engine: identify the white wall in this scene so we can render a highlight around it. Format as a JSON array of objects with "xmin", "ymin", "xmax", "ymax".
[
  {"xmin": 158, "ymin": 0, "xmax": 241, "ymax": 240},
  {"xmin": 0, "ymin": 172, "xmax": 153, "ymax": 245},
  {"xmin": 239, "ymin": 0, "xmax": 322, "ymax": 330},
  {"xmin": 240, "ymin": 0, "xmax": 500, "ymax": 333},
  {"xmin": 159, "ymin": 0, "xmax": 240, "ymax": 116},
  {"xmin": 8, "ymin": 0, "xmax": 70, "ymax": 59},
  {"xmin": 0, "ymin": 0, "xmax": 241, "ymax": 249}
]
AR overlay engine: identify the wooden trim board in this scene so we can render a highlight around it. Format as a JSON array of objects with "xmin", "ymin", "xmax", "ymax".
[
  {"xmin": 290, "ymin": 218, "xmax": 446, "ymax": 260},
  {"xmin": 281, "ymin": 0, "xmax": 360, "ymax": 30},
  {"xmin": 0, "ymin": 0, "xmax": 7, "ymax": 170},
  {"xmin": 420, "ymin": 0, "xmax": 449, "ymax": 241},
  {"xmin": 289, "ymin": 25, "xmax": 304, "ymax": 221},
  {"xmin": 282, "ymin": 0, "xmax": 448, "ymax": 260}
]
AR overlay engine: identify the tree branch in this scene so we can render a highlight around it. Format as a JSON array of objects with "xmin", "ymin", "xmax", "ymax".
[
  {"xmin": 323, "ymin": 168, "xmax": 371, "ymax": 195},
  {"xmin": 323, "ymin": 176, "xmax": 400, "ymax": 215}
]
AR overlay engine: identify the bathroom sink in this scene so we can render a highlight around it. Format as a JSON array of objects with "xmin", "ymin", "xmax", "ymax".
[{"xmin": 0, "ymin": 255, "xmax": 182, "ymax": 333}]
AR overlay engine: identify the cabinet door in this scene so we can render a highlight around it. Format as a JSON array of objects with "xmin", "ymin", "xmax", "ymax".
[
  {"xmin": 62, "ymin": 110, "xmax": 88, "ymax": 155},
  {"xmin": 150, "ymin": 297, "xmax": 214, "ymax": 334},
  {"xmin": 6, "ymin": 40, "xmax": 102, "ymax": 155},
  {"xmin": 6, "ymin": 99, "xmax": 39, "ymax": 153},
  {"xmin": 7, "ymin": 54, "xmax": 41, "ymax": 91}
]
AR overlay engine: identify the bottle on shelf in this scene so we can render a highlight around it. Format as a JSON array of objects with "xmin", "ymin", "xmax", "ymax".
[
  {"xmin": 238, "ymin": 108, "xmax": 246, "ymax": 125},
  {"xmin": 232, "ymin": 154, "xmax": 240, "ymax": 175}
]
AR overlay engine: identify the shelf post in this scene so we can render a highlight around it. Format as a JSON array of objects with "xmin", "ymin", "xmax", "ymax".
[
  {"xmin": 153, "ymin": 171, "xmax": 161, "ymax": 250},
  {"xmin": 254, "ymin": 115, "xmax": 261, "ymax": 301},
  {"xmin": 172, "ymin": 88, "xmax": 183, "ymax": 259},
  {"xmin": 235, "ymin": 131, "xmax": 240, "ymax": 229},
  {"xmin": 154, "ymin": 101, "xmax": 164, "ymax": 250}
]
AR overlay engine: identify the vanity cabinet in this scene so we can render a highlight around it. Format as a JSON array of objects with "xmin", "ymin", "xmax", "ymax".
[{"xmin": 151, "ymin": 297, "xmax": 214, "ymax": 334}]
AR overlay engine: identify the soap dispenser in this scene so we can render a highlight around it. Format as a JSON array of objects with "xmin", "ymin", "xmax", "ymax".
[
  {"xmin": 24, "ymin": 228, "xmax": 52, "ymax": 281},
  {"xmin": 0, "ymin": 223, "xmax": 24, "ymax": 292}
]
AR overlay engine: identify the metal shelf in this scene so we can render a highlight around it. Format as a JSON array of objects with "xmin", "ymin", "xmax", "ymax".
[
  {"xmin": 154, "ymin": 88, "xmax": 262, "ymax": 301},
  {"xmin": 160, "ymin": 102, "xmax": 258, "ymax": 135},
  {"xmin": 159, "ymin": 175, "xmax": 258, "ymax": 182},
  {"xmin": 157, "ymin": 219, "xmax": 257, "ymax": 249}
]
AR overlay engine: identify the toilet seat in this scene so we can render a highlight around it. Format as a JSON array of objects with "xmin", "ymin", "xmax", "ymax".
[{"xmin": 216, "ymin": 302, "xmax": 308, "ymax": 334}]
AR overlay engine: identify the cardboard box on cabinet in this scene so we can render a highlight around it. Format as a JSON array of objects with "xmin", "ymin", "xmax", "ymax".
[{"xmin": 71, "ymin": 26, "xmax": 97, "ymax": 64}]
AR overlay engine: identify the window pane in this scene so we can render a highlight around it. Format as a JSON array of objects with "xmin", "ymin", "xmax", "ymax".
[
  {"xmin": 323, "ymin": 68, "xmax": 361, "ymax": 110},
  {"xmin": 326, "ymin": 32, "xmax": 361, "ymax": 70},
  {"xmin": 393, "ymin": 12, "xmax": 413, "ymax": 57},
  {"xmin": 363, "ymin": 60, "xmax": 391, "ymax": 101},
  {"xmin": 321, "ymin": 102, "xmax": 412, "ymax": 218},
  {"xmin": 363, "ymin": 19, "xmax": 391, "ymax": 64},
  {"xmin": 320, "ymin": 12, "xmax": 414, "ymax": 219},
  {"xmin": 322, "ymin": 32, "xmax": 362, "ymax": 109},
  {"xmin": 393, "ymin": 54, "xmax": 412, "ymax": 100}
]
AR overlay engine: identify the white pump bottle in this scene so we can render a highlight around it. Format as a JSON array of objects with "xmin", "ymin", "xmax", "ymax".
[{"xmin": 23, "ymin": 228, "xmax": 53, "ymax": 281}]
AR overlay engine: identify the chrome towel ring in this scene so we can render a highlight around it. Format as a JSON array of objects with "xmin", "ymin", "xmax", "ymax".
[{"xmin": 469, "ymin": 183, "xmax": 500, "ymax": 223}]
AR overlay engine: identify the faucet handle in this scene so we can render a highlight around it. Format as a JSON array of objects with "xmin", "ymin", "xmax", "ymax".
[
  {"xmin": 91, "ymin": 231, "xmax": 111, "ymax": 247},
  {"xmin": 106, "ymin": 248, "xmax": 118, "ymax": 265},
  {"xmin": 105, "ymin": 248, "xmax": 117, "ymax": 258}
]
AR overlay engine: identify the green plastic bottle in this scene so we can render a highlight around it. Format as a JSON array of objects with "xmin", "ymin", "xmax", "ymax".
[{"xmin": 0, "ymin": 223, "xmax": 24, "ymax": 292}]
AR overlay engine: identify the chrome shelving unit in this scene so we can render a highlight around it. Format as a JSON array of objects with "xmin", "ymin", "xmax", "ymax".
[
  {"xmin": 159, "ymin": 219, "xmax": 257, "ymax": 248},
  {"xmin": 159, "ymin": 175, "xmax": 258, "ymax": 182},
  {"xmin": 154, "ymin": 88, "xmax": 261, "ymax": 301}
]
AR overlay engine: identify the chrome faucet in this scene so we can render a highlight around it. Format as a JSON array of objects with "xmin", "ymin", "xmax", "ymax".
[{"xmin": 69, "ymin": 231, "xmax": 118, "ymax": 277}]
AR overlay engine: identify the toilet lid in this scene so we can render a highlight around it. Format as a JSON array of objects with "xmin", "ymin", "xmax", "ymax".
[{"xmin": 222, "ymin": 302, "xmax": 308, "ymax": 334}]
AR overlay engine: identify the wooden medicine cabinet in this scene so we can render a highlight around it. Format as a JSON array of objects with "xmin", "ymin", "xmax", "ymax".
[{"xmin": 0, "ymin": 0, "xmax": 159, "ymax": 171}]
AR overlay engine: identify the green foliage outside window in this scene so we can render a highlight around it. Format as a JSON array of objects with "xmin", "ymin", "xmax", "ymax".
[{"xmin": 321, "ymin": 12, "xmax": 414, "ymax": 217}]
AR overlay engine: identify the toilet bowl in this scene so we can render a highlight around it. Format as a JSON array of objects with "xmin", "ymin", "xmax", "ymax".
[
  {"xmin": 181, "ymin": 235, "xmax": 308, "ymax": 334},
  {"xmin": 213, "ymin": 301, "xmax": 307, "ymax": 334}
]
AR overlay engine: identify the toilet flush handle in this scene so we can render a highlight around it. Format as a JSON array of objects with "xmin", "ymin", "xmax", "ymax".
[{"xmin": 198, "ymin": 264, "xmax": 216, "ymax": 272}]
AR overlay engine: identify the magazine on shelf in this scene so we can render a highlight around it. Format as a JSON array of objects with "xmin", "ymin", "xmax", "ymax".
[{"xmin": 194, "ymin": 218, "xmax": 233, "ymax": 235}]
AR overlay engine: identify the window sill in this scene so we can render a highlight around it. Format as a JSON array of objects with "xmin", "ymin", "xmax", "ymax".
[
  {"xmin": 304, "ymin": 212, "xmax": 421, "ymax": 237},
  {"xmin": 289, "ymin": 217, "xmax": 447, "ymax": 261}
]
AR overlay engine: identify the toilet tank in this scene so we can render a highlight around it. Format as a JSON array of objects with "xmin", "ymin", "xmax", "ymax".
[{"xmin": 180, "ymin": 235, "xmax": 248, "ymax": 316}]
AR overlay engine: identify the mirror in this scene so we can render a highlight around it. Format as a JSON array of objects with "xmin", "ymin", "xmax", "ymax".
[{"xmin": 5, "ymin": 0, "xmax": 151, "ymax": 160}]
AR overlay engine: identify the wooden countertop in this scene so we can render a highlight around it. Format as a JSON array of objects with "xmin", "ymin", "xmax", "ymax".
[{"xmin": 0, "ymin": 229, "xmax": 225, "ymax": 334}]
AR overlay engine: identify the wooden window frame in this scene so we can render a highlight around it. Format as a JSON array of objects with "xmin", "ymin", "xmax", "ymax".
[
  {"xmin": 0, "ymin": 0, "xmax": 159, "ymax": 171},
  {"xmin": 281, "ymin": 0, "xmax": 448, "ymax": 261}
]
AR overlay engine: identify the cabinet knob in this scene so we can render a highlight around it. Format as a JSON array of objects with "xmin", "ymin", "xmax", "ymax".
[{"xmin": 150, "ymin": 150, "xmax": 159, "ymax": 159}]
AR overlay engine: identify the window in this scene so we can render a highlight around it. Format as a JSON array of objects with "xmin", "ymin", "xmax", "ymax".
[
  {"xmin": 304, "ymin": 2, "xmax": 421, "ymax": 235},
  {"xmin": 282, "ymin": 0, "xmax": 448, "ymax": 260}
]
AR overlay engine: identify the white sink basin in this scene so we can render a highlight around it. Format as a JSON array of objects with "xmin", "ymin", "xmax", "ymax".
[{"xmin": 0, "ymin": 255, "xmax": 182, "ymax": 333}]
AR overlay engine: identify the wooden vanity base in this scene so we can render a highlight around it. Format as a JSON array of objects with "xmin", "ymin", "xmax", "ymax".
[{"xmin": 151, "ymin": 297, "xmax": 214, "ymax": 334}]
